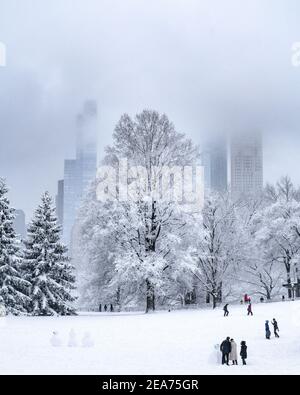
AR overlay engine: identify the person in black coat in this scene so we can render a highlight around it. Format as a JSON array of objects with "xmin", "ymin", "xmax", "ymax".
[
  {"xmin": 223, "ymin": 304, "xmax": 229, "ymax": 317},
  {"xmin": 265, "ymin": 320, "xmax": 271, "ymax": 339},
  {"xmin": 272, "ymin": 318, "xmax": 280, "ymax": 338},
  {"xmin": 104, "ymin": 304, "xmax": 108, "ymax": 312},
  {"xmin": 240, "ymin": 341, "xmax": 247, "ymax": 365},
  {"xmin": 220, "ymin": 337, "xmax": 232, "ymax": 365},
  {"xmin": 99, "ymin": 304, "xmax": 102, "ymax": 313},
  {"xmin": 110, "ymin": 304, "xmax": 114, "ymax": 313}
]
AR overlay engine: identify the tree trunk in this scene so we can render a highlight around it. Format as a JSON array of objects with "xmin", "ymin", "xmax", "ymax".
[
  {"xmin": 212, "ymin": 294, "xmax": 217, "ymax": 309},
  {"xmin": 206, "ymin": 293, "xmax": 210, "ymax": 304},
  {"xmin": 217, "ymin": 283, "xmax": 222, "ymax": 303},
  {"xmin": 287, "ymin": 265, "xmax": 292, "ymax": 299},
  {"xmin": 146, "ymin": 280, "xmax": 155, "ymax": 313}
]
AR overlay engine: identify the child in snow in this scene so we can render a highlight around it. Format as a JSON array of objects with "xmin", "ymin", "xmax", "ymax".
[
  {"xmin": 240, "ymin": 341, "xmax": 247, "ymax": 365},
  {"xmin": 272, "ymin": 319, "xmax": 280, "ymax": 338},
  {"xmin": 265, "ymin": 321, "xmax": 271, "ymax": 339},
  {"xmin": 247, "ymin": 303, "xmax": 253, "ymax": 316},
  {"xmin": 229, "ymin": 339, "xmax": 238, "ymax": 365}
]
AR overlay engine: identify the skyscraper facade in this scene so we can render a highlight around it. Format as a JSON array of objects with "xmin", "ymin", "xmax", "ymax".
[
  {"xmin": 63, "ymin": 101, "xmax": 98, "ymax": 245},
  {"xmin": 202, "ymin": 139, "xmax": 228, "ymax": 193},
  {"xmin": 55, "ymin": 179, "xmax": 64, "ymax": 230},
  {"xmin": 230, "ymin": 132, "xmax": 263, "ymax": 199}
]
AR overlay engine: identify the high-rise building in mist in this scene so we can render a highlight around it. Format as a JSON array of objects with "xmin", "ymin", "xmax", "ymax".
[
  {"xmin": 63, "ymin": 101, "xmax": 98, "ymax": 245},
  {"xmin": 230, "ymin": 132, "xmax": 263, "ymax": 199},
  {"xmin": 55, "ymin": 179, "xmax": 64, "ymax": 230},
  {"xmin": 13, "ymin": 209, "xmax": 26, "ymax": 240},
  {"xmin": 202, "ymin": 139, "xmax": 228, "ymax": 193}
]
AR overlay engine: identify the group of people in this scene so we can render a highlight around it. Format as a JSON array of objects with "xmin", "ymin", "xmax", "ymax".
[
  {"xmin": 223, "ymin": 303, "xmax": 253, "ymax": 317},
  {"xmin": 99, "ymin": 304, "xmax": 114, "ymax": 313},
  {"xmin": 265, "ymin": 319, "xmax": 280, "ymax": 339},
  {"xmin": 219, "ymin": 295, "xmax": 281, "ymax": 367},
  {"xmin": 220, "ymin": 338, "xmax": 248, "ymax": 366}
]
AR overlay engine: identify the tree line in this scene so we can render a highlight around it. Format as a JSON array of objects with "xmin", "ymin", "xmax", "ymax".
[
  {"xmin": 0, "ymin": 180, "xmax": 76, "ymax": 316},
  {"xmin": 74, "ymin": 110, "xmax": 300, "ymax": 312}
]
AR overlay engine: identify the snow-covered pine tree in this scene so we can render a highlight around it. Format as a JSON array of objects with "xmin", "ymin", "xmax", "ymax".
[
  {"xmin": 23, "ymin": 192, "xmax": 76, "ymax": 316},
  {"xmin": 0, "ymin": 178, "xmax": 30, "ymax": 315}
]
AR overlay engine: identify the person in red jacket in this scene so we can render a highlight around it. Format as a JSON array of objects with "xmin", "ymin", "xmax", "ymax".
[{"xmin": 247, "ymin": 303, "xmax": 253, "ymax": 316}]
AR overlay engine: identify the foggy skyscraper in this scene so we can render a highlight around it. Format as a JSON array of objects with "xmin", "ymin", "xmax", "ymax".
[
  {"xmin": 55, "ymin": 179, "xmax": 64, "ymax": 230},
  {"xmin": 201, "ymin": 138, "xmax": 228, "ymax": 193},
  {"xmin": 230, "ymin": 132, "xmax": 263, "ymax": 199},
  {"xmin": 63, "ymin": 101, "xmax": 98, "ymax": 245}
]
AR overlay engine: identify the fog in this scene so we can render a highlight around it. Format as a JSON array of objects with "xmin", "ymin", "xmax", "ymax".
[{"xmin": 1, "ymin": 0, "xmax": 300, "ymax": 218}]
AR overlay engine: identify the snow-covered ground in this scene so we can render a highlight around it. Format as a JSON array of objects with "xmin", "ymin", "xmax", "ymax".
[{"xmin": 1, "ymin": 300, "xmax": 300, "ymax": 375}]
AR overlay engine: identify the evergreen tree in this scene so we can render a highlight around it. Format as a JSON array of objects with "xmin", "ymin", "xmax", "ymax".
[
  {"xmin": 23, "ymin": 192, "xmax": 76, "ymax": 316},
  {"xmin": 0, "ymin": 178, "xmax": 30, "ymax": 315}
]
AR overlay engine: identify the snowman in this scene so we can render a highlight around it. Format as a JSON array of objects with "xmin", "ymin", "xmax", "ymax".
[
  {"xmin": 81, "ymin": 332, "xmax": 94, "ymax": 348},
  {"xmin": 68, "ymin": 329, "xmax": 78, "ymax": 347},
  {"xmin": 208, "ymin": 344, "xmax": 222, "ymax": 365},
  {"xmin": 50, "ymin": 331, "xmax": 63, "ymax": 347}
]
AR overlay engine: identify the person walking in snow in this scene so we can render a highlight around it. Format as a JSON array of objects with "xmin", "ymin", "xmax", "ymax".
[
  {"xmin": 223, "ymin": 304, "xmax": 229, "ymax": 317},
  {"xmin": 229, "ymin": 339, "xmax": 238, "ymax": 365},
  {"xmin": 99, "ymin": 304, "xmax": 102, "ymax": 313},
  {"xmin": 265, "ymin": 320, "xmax": 271, "ymax": 339},
  {"xmin": 240, "ymin": 341, "xmax": 247, "ymax": 365},
  {"xmin": 110, "ymin": 304, "xmax": 114, "ymax": 313},
  {"xmin": 247, "ymin": 303, "xmax": 253, "ymax": 316},
  {"xmin": 220, "ymin": 337, "xmax": 232, "ymax": 365},
  {"xmin": 272, "ymin": 318, "xmax": 280, "ymax": 338},
  {"xmin": 104, "ymin": 304, "xmax": 108, "ymax": 312}
]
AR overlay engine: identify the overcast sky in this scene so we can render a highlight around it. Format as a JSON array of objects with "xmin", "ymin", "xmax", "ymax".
[{"xmin": 1, "ymin": 0, "xmax": 300, "ymax": 219}]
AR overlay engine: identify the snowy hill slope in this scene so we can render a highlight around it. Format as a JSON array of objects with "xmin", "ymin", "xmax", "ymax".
[{"xmin": 0, "ymin": 300, "xmax": 300, "ymax": 375}]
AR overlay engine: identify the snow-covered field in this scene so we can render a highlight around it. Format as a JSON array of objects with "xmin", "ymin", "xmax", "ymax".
[{"xmin": 1, "ymin": 300, "xmax": 300, "ymax": 375}]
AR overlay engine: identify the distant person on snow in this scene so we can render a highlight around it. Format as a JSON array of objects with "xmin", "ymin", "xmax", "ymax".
[
  {"xmin": 220, "ymin": 337, "xmax": 232, "ymax": 365},
  {"xmin": 265, "ymin": 320, "xmax": 271, "ymax": 339},
  {"xmin": 223, "ymin": 304, "xmax": 229, "ymax": 317},
  {"xmin": 99, "ymin": 304, "xmax": 102, "ymax": 313},
  {"xmin": 260, "ymin": 297, "xmax": 264, "ymax": 303},
  {"xmin": 247, "ymin": 303, "xmax": 253, "ymax": 316},
  {"xmin": 104, "ymin": 304, "xmax": 108, "ymax": 312},
  {"xmin": 110, "ymin": 304, "xmax": 114, "ymax": 313},
  {"xmin": 240, "ymin": 341, "xmax": 247, "ymax": 365},
  {"xmin": 272, "ymin": 318, "xmax": 280, "ymax": 338},
  {"xmin": 229, "ymin": 339, "xmax": 238, "ymax": 365}
]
